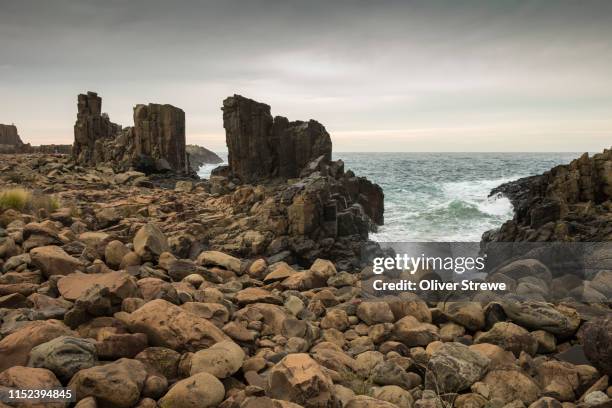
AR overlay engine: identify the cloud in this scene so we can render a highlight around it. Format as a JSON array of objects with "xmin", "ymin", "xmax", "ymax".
[{"xmin": 1, "ymin": 0, "xmax": 611, "ymax": 152}]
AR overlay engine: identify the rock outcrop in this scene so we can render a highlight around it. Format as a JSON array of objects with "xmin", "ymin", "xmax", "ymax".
[
  {"xmin": 186, "ymin": 144, "xmax": 223, "ymax": 172},
  {"xmin": 0, "ymin": 124, "xmax": 23, "ymax": 146},
  {"xmin": 73, "ymin": 92, "xmax": 122, "ymax": 167},
  {"xmin": 484, "ymin": 148, "xmax": 612, "ymax": 242},
  {"xmin": 222, "ymin": 95, "xmax": 332, "ymax": 182},
  {"xmin": 72, "ymin": 92, "xmax": 189, "ymax": 174}
]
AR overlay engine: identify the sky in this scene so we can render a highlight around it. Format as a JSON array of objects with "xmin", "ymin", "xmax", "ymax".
[{"xmin": 1, "ymin": 0, "xmax": 611, "ymax": 152}]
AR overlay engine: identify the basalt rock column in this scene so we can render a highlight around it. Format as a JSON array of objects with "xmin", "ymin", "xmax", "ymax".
[
  {"xmin": 133, "ymin": 104, "xmax": 187, "ymax": 173},
  {"xmin": 72, "ymin": 92, "xmax": 121, "ymax": 166},
  {"xmin": 222, "ymin": 95, "xmax": 332, "ymax": 182},
  {"xmin": 0, "ymin": 124, "xmax": 23, "ymax": 146},
  {"xmin": 222, "ymin": 95, "xmax": 275, "ymax": 181}
]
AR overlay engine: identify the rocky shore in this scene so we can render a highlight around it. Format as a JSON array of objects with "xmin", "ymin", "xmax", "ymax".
[
  {"xmin": 0, "ymin": 96, "xmax": 610, "ymax": 408},
  {"xmin": 186, "ymin": 145, "xmax": 223, "ymax": 173}
]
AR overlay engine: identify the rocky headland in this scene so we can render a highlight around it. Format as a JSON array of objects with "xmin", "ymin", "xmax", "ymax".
[
  {"xmin": 0, "ymin": 95, "xmax": 610, "ymax": 408},
  {"xmin": 186, "ymin": 145, "xmax": 223, "ymax": 173}
]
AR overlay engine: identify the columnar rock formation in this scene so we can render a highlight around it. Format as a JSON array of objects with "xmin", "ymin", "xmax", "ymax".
[
  {"xmin": 73, "ymin": 92, "xmax": 122, "ymax": 166},
  {"xmin": 132, "ymin": 104, "xmax": 187, "ymax": 173},
  {"xmin": 222, "ymin": 95, "xmax": 332, "ymax": 181},
  {"xmin": 72, "ymin": 92, "xmax": 188, "ymax": 174},
  {"xmin": 484, "ymin": 147, "xmax": 612, "ymax": 242},
  {"xmin": 0, "ymin": 124, "xmax": 23, "ymax": 146}
]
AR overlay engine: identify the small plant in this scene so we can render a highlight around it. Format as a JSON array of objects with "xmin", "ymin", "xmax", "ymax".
[
  {"xmin": 0, "ymin": 188, "xmax": 30, "ymax": 211},
  {"xmin": 0, "ymin": 188, "xmax": 61, "ymax": 213}
]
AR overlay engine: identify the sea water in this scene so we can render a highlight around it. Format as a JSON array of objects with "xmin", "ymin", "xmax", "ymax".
[{"xmin": 198, "ymin": 152, "xmax": 579, "ymax": 242}]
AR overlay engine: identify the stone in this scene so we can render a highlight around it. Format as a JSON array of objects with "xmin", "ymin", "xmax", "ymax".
[
  {"xmin": 185, "ymin": 144, "xmax": 223, "ymax": 172},
  {"xmin": 236, "ymin": 287, "xmax": 282, "ymax": 305},
  {"xmin": 127, "ymin": 299, "xmax": 228, "ymax": 352},
  {"xmin": 321, "ymin": 309, "xmax": 350, "ymax": 331},
  {"xmin": 57, "ymin": 271, "xmax": 138, "ymax": 301},
  {"xmin": 197, "ymin": 250, "xmax": 242, "ymax": 273},
  {"xmin": 474, "ymin": 322, "xmax": 538, "ymax": 356},
  {"xmin": 133, "ymin": 223, "xmax": 169, "ymax": 261},
  {"xmin": 95, "ymin": 332, "xmax": 148, "ymax": 359},
  {"xmin": 0, "ymin": 366, "xmax": 65, "ymax": 408},
  {"xmin": 483, "ymin": 369, "xmax": 541, "ymax": 405},
  {"xmin": 0, "ymin": 319, "xmax": 74, "ymax": 371},
  {"xmin": 441, "ymin": 302, "xmax": 485, "ymax": 332},
  {"xmin": 357, "ymin": 301, "xmax": 395, "ymax": 325},
  {"xmin": 528, "ymin": 397, "xmax": 563, "ymax": 408},
  {"xmin": 135, "ymin": 347, "xmax": 181, "ymax": 380},
  {"xmin": 68, "ymin": 358, "xmax": 147, "ymax": 408},
  {"xmin": 190, "ymin": 340, "xmax": 246, "ymax": 378},
  {"xmin": 104, "ymin": 240, "xmax": 130, "ymax": 269},
  {"xmin": 426, "ymin": 342, "xmax": 490, "ymax": 393},
  {"xmin": 394, "ymin": 315, "xmax": 439, "ymax": 347},
  {"xmin": 265, "ymin": 353, "xmax": 336, "ymax": 408},
  {"xmin": 28, "ymin": 336, "xmax": 97, "ymax": 381},
  {"xmin": 373, "ymin": 385, "xmax": 414, "ymax": 408},
  {"xmin": 580, "ymin": 316, "xmax": 612, "ymax": 376},
  {"xmin": 345, "ymin": 395, "xmax": 399, "ymax": 408},
  {"xmin": 30, "ymin": 245, "xmax": 84, "ymax": 277},
  {"xmin": 158, "ymin": 372, "xmax": 225, "ymax": 408},
  {"xmin": 501, "ymin": 301, "xmax": 580, "ymax": 337}
]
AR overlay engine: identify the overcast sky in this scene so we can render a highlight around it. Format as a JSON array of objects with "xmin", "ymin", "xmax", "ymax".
[{"xmin": 1, "ymin": 0, "xmax": 611, "ymax": 152}]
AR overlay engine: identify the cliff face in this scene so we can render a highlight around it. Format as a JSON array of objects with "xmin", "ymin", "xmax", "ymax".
[
  {"xmin": 72, "ymin": 92, "xmax": 188, "ymax": 174},
  {"xmin": 222, "ymin": 95, "xmax": 332, "ymax": 182},
  {"xmin": 186, "ymin": 144, "xmax": 223, "ymax": 172},
  {"xmin": 0, "ymin": 124, "xmax": 23, "ymax": 146},
  {"xmin": 484, "ymin": 148, "xmax": 612, "ymax": 242}
]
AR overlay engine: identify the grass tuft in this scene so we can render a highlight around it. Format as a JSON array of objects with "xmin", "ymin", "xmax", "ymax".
[{"xmin": 0, "ymin": 188, "xmax": 61, "ymax": 213}]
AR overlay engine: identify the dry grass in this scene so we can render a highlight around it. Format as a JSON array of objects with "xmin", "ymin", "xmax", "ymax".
[{"xmin": 0, "ymin": 188, "xmax": 60, "ymax": 213}]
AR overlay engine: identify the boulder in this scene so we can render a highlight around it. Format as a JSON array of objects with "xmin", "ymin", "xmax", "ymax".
[
  {"xmin": 196, "ymin": 250, "xmax": 242, "ymax": 273},
  {"xmin": 127, "ymin": 299, "xmax": 228, "ymax": 352},
  {"xmin": 30, "ymin": 245, "xmax": 84, "ymax": 277},
  {"xmin": 474, "ymin": 321, "xmax": 538, "ymax": 356},
  {"xmin": 501, "ymin": 301, "xmax": 580, "ymax": 336},
  {"xmin": 28, "ymin": 336, "xmax": 97, "ymax": 381},
  {"xmin": 394, "ymin": 315, "xmax": 439, "ymax": 347},
  {"xmin": 158, "ymin": 372, "xmax": 225, "ymax": 408},
  {"xmin": 265, "ymin": 353, "xmax": 336, "ymax": 408},
  {"xmin": 580, "ymin": 316, "xmax": 612, "ymax": 376},
  {"xmin": 0, "ymin": 366, "xmax": 65, "ymax": 408},
  {"xmin": 483, "ymin": 369, "xmax": 541, "ymax": 405},
  {"xmin": 68, "ymin": 358, "xmax": 147, "ymax": 408},
  {"xmin": 190, "ymin": 340, "xmax": 245, "ymax": 378},
  {"xmin": 57, "ymin": 271, "xmax": 138, "ymax": 301},
  {"xmin": 357, "ymin": 301, "xmax": 395, "ymax": 325},
  {"xmin": 426, "ymin": 342, "xmax": 490, "ymax": 393},
  {"xmin": 0, "ymin": 319, "xmax": 74, "ymax": 371},
  {"xmin": 133, "ymin": 224, "xmax": 169, "ymax": 261}
]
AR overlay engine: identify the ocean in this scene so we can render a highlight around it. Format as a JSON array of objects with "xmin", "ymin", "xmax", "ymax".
[{"xmin": 199, "ymin": 152, "xmax": 580, "ymax": 242}]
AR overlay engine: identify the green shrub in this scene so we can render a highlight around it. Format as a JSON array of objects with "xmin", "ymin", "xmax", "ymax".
[{"xmin": 0, "ymin": 188, "xmax": 30, "ymax": 211}]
